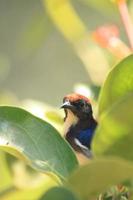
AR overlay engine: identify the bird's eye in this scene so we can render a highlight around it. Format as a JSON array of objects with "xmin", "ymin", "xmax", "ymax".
[
  {"xmin": 79, "ymin": 100, "xmax": 84, "ymax": 107},
  {"xmin": 73, "ymin": 100, "xmax": 85, "ymax": 108}
]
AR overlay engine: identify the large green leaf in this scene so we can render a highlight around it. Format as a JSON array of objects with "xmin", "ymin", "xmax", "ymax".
[
  {"xmin": 39, "ymin": 187, "xmax": 79, "ymax": 200},
  {"xmin": 0, "ymin": 106, "xmax": 78, "ymax": 179},
  {"xmin": 99, "ymin": 54, "xmax": 133, "ymax": 115},
  {"xmin": 67, "ymin": 157, "xmax": 133, "ymax": 200},
  {"xmin": 93, "ymin": 93, "xmax": 133, "ymax": 160}
]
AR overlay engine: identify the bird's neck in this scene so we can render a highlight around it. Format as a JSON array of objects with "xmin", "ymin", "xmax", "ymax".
[
  {"xmin": 64, "ymin": 110, "xmax": 97, "ymax": 135},
  {"xmin": 76, "ymin": 115, "xmax": 97, "ymax": 130},
  {"xmin": 64, "ymin": 110, "xmax": 79, "ymax": 135}
]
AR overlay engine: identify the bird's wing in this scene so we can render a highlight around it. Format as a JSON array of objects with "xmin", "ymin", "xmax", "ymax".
[{"xmin": 74, "ymin": 138, "xmax": 93, "ymax": 158}]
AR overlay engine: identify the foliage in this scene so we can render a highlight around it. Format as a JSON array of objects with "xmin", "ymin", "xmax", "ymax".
[{"xmin": 0, "ymin": 0, "xmax": 133, "ymax": 200}]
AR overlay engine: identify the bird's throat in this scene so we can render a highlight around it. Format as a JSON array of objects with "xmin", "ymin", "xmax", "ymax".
[{"xmin": 64, "ymin": 109, "xmax": 78, "ymax": 135}]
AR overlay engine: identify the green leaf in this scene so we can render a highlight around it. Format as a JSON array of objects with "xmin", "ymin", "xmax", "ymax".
[
  {"xmin": 67, "ymin": 157, "xmax": 133, "ymax": 200},
  {"xmin": 0, "ymin": 176, "xmax": 57, "ymax": 200},
  {"xmin": 99, "ymin": 54, "xmax": 133, "ymax": 115},
  {"xmin": 39, "ymin": 186, "xmax": 79, "ymax": 200},
  {"xmin": 0, "ymin": 106, "xmax": 78, "ymax": 179},
  {"xmin": 21, "ymin": 99, "xmax": 63, "ymax": 134},
  {"xmin": 93, "ymin": 93, "xmax": 133, "ymax": 160}
]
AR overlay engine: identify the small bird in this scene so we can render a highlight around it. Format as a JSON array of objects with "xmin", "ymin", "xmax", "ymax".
[{"xmin": 61, "ymin": 93, "xmax": 97, "ymax": 159}]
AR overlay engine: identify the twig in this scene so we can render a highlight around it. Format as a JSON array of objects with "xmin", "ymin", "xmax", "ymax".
[{"xmin": 117, "ymin": 0, "xmax": 133, "ymax": 50}]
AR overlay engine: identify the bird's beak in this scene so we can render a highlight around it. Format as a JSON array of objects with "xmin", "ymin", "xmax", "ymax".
[{"xmin": 60, "ymin": 101, "xmax": 73, "ymax": 109}]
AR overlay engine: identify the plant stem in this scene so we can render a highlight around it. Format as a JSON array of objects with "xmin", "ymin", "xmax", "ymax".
[{"xmin": 117, "ymin": 0, "xmax": 133, "ymax": 50}]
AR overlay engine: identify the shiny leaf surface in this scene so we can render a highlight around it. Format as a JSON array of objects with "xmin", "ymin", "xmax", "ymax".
[
  {"xmin": 0, "ymin": 106, "xmax": 78, "ymax": 179},
  {"xmin": 99, "ymin": 54, "xmax": 133, "ymax": 115},
  {"xmin": 93, "ymin": 93, "xmax": 133, "ymax": 160}
]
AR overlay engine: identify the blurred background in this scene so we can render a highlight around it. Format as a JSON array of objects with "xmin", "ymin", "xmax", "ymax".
[
  {"xmin": 0, "ymin": 1, "xmax": 133, "ymax": 200},
  {"xmin": 0, "ymin": 0, "xmax": 132, "ymax": 106}
]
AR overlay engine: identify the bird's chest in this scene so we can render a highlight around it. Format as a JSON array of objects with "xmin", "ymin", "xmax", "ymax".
[
  {"xmin": 66, "ymin": 124, "xmax": 95, "ymax": 149},
  {"xmin": 76, "ymin": 128, "xmax": 94, "ymax": 147}
]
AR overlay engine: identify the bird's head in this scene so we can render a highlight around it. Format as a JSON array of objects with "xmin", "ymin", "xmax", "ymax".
[{"xmin": 61, "ymin": 93, "xmax": 93, "ymax": 122}]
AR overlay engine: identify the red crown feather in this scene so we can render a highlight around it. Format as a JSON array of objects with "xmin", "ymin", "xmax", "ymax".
[{"xmin": 63, "ymin": 93, "xmax": 90, "ymax": 103}]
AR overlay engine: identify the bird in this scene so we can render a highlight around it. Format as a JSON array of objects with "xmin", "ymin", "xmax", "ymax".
[{"xmin": 60, "ymin": 93, "xmax": 97, "ymax": 159}]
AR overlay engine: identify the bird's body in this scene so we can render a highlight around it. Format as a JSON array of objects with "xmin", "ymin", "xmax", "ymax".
[{"xmin": 61, "ymin": 93, "xmax": 97, "ymax": 159}]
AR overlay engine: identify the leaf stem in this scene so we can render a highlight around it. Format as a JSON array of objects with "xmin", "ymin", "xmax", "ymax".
[{"xmin": 117, "ymin": 0, "xmax": 133, "ymax": 50}]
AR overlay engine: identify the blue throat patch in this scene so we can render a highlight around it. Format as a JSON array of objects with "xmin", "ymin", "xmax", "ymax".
[{"xmin": 76, "ymin": 125, "xmax": 96, "ymax": 148}]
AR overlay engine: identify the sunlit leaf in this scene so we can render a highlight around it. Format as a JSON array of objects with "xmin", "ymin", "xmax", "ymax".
[
  {"xmin": 44, "ymin": 0, "xmax": 110, "ymax": 85},
  {"xmin": 0, "ymin": 152, "xmax": 12, "ymax": 192},
  {"xmin": 67, "ymin": 157, "xmax": 133, "ymax": 200},
  {"xmin": 44, "ymin": 0, "xmax": 86, "ymax": 42},
  {"xmin": 12, "ymin": 161, "xmax": 47, "ymax": 189},
  {"xmin": 39, "ymin": 186, "xmax": 79, "ymax": 200},
  {"xmin": 99, "ymin": 54, "xmax": 133, "ymax": 115},
  {"xmin": 0, "ymin": 106, "xmax": 78, "ymax": 179},
  {"xmin": 0, "ymin": 176, "xmax": 57, "ymax": 200},
  {"xmin": 93, "ymin": 93, "xmax": 133, "ymax": 160}
]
